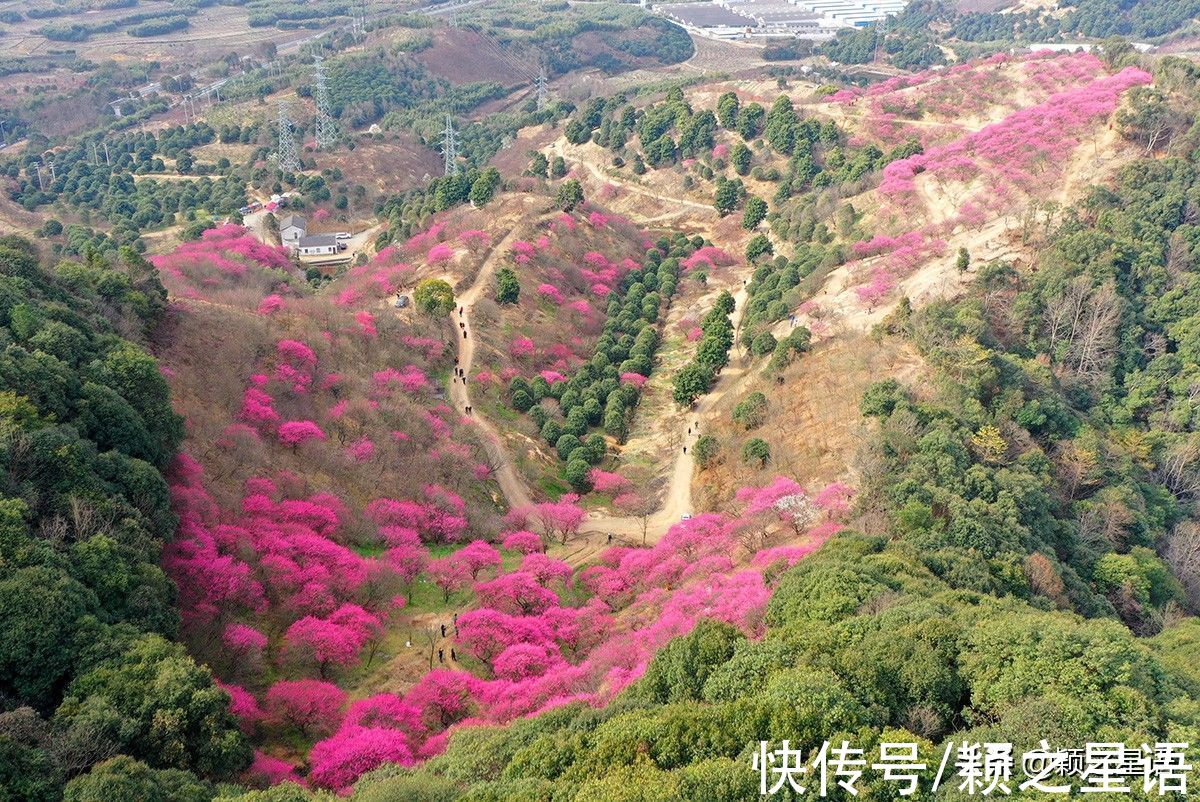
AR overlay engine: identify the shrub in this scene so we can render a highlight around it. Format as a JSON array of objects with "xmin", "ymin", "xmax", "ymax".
[
  {"xmin": 414, "ymin": 278, "xmax": 455, "ymax": 316},
  {"xmin": 564, "ymin": 458, "xmax": 592, "ymax": 492},
  {"xmin": 750, "ymin": 331, "xmax": 777, "ymax": 356},
  {"xmin": 742, "ymin": 438, "xmax": 770, "ymax": 466},
  {"xmin": 693, "ymin": 435, "xmax": 720, "ymax": 468},
  {"xmin": 496, "ymin": 267, "xmax": 520, "ymax": 304},
  {"xmin": 732, "ymin": 392, "xmax": 768, "ymax": 430}
]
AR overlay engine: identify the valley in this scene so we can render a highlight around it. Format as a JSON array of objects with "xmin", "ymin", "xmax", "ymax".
[{"xmin": 0, "ymin": 2, "xmax": 1199, "ymax": 800}]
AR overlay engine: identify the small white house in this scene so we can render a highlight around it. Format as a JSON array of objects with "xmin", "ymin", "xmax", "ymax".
[
  {"xmin": 280, "ymin": 214, "xmax": 306, "ymax": 248},
  {"xmin": 297, "ymin": 234, "xmax": 339, "ymax": 257}
]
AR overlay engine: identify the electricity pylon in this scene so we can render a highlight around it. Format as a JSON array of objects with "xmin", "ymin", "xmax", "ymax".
[
  {"xmin": 312, "ymin": 56, "xmax": 339, "ymax": 149},
  {"xmin": 441, "ymin": 114, "xmax": 460, "ymax": 176},
  {"xmin": 277, "ymin": 99, "xmax": 302, "ymax": 173}
]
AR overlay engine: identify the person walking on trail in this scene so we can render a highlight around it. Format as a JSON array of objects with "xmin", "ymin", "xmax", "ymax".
[
  {"xmin": 437, "ymin": 648, "xmax": 444, "ymax": 663},
  {"xmin": 440, "ymin": 623, "xmax": 446, "ymax": 638},
  {"xmin": 450, "ymin": 648, "xmax": 457, "ymax": 661}
]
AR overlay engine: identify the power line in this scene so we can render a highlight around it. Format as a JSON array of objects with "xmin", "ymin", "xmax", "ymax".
[
  {"xmin": 276, "ymin": 99, "xmax": 302, "ymax": 173},
  {"xmin": 311, "ymin": 55, "xmax": 339, "ymax": 149},
  {"xmin": 441, "ymin": 114, "xmax": 460, "ymax": 176},
  {"xmin": 472, "ymin": 29, "xmax": 538, "ymax": 81}
]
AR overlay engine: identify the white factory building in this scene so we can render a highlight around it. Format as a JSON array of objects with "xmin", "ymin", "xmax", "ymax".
[{"xmin": 655, "ymin": 0, "xmax": 908, "ymax": 40}]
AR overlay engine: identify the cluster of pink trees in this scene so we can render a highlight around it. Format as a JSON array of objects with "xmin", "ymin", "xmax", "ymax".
[
  {"xmin": 837, "ymin": 53, "xmax": 1112, "ymax": 151},
  {"xmin": 845, "ymin": 56, "xmax": 1150, "ymax": 310},
  {"xmin": 877, "ymin": 64, "xmax": 1150, "ymax": 219},
  {"xmin": 150, "ymin": 225, "xmax": 297, "ymax": 302},
  {"xmin": 366, "ymin": 486, "xmax": 469, "ymax": 544},
  {"xmin": 682, "ymin": 246, "xmax": 733, "ymax": 272},
  {"xmin": 285, "ymin": 604, "xmax": 382, "ymax": 677},
  {"xmin": 305, "ymin": 474, "xmax": 857, "ymax": 790},
  {"xmin": 154, "ymin": 199, "xmax": 861, "ymax": 794}
]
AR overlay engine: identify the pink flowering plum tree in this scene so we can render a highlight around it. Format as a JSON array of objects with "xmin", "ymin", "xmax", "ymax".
[
  {"xmin": 457, "ymin": 540, "xmax": 503, "ymax": 580},
  {"xmin": 278, "ymin": 420, "xmax": 327, "ymax": 450},
  {"xmin": 427, "ymin": 554, "xmax": 472, "ymax": 601},
  {"xmin": 403, "ymin": 669, "xmax": 484, "ymax": 731},
  {"xmin": 501, "ymin": 530, "xmax": 544, "ymax": 554},
  {"xmin": 309, "ymin": 727, "xmax": 416, "ymax": 791},
  {"xmin": 472, "ymin": 571, "xmax": 559, "ymax": 616},
  {"xmin": 264, "ymin": 679, "xmax": 347, "ymax": 738}
]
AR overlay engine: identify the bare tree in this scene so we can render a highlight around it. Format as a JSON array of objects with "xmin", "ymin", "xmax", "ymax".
[
  {"xmin": 1165, "ymin": 521, "xmax": 1200, "ymax": 610},
  {"xmin": 1156, "ymin": 437, "xmax": 1200, "ymax": 501},
  {"xmin": 1043, "ymin": 277, "xmax": 1122, "ymax": 387},
  {"xmin": 418, "ymin": 623, "xmax": 441, "ymax": 672}
]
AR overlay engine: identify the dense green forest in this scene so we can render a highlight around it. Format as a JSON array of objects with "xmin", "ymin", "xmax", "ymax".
[
  {"xmin": 0, "ymin": 238, "xmax": 250, "ymax": 800},
  {"xmin": 952, "ymin": 0, "xmax": 1200, "ymax": 41}
]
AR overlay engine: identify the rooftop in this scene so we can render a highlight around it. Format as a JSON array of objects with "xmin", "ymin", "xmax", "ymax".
[
  {"xmin": 298, "ymin": 234, "xmax": 339, "ymax": 248},
  {"xmin": 658, "ymin": 3, "xmax": 757, "ymax": 28}
]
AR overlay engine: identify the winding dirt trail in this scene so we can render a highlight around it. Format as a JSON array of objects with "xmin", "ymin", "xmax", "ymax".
[
  {"xmin": 444, "ymin": 226, "xmax": 535, "ymax": 512},
  {"xmin": 549, "ymin": 140, "xmax": 717, "ymax": 218},
  {"xmin": 439, "ymin": 196, "xmax": 750, "ymax": 554}
]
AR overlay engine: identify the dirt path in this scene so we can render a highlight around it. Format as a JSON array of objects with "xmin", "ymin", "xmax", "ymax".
[
  {"xmin": 450, "ymin": 270, "xmax": 750, "ymax": 548},
  {"xmin": 556, "ymin": 283, "xmax": 751, "ymax": 565},
  {"xmin": 444, "ymin": 227, "xmax": 536, "ymax": 512},
  {"xmin": 437, "ymin": 189, "xmax": 750, "ymax": 553},
  {"xmin": 549, "ymin": 140, "xmax": 717, "ymax": 218}
]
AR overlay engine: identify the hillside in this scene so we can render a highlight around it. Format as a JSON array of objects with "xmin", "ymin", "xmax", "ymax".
[{"xmin": 3, "ymin": 4, "xmax": 1200, "ymax": 801}]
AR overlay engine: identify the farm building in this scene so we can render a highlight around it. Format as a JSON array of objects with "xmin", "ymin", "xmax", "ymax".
[
  {"xmin": 297, "ymin": 234, "xmax": 341, "ymax": 257},
  {"xmin": 280, "ymin": 214, "xmax": 307, "ymax": 248}
]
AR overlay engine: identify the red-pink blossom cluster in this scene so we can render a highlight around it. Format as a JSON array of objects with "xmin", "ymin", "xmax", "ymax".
[
  {"xmin": 681, "ymin": 246, "xmax": 733, "ymax": 272},
  {"xmin": 510, "ymin": 336, "xmax": 535, "ymax": 359},
  {"xmin": 536, "ymin": 283, "xmax": 564, "ymax": 304},
  {"xmin": 427, "ymin": 242, "xmax": 455, "ymax": 263}
]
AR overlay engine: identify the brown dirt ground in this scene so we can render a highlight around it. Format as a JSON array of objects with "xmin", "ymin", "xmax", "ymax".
[
  {"xmin": 697, "ymin": 333, "xmax": 925, "ymax": 512},
  {"xmin": 331, "ymin": 133, "xmax": 443, "ymax": 197},
  {"xmin": 414, "ymin": 28, "xmax": 534, "ymax": 87}
]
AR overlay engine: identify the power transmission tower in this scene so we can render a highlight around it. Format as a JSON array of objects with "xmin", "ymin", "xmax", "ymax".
[
  {"xmin": 311, "ymin": 56, "xmax": 339, "ymax": 149},
  {"xmin": 276, "ymin": 99, "xmax": 302, "ymax": 173},
  {"xmin": 352, "ymin": 0, "xmax": 368, "ymax": 40},
  {"xmin": 535, "ymin": 66, "xmax": 549, "ymax": 111},
  {"xmin": 441, "ymin": 114, "xmax": 460, "ymax": 176}
]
